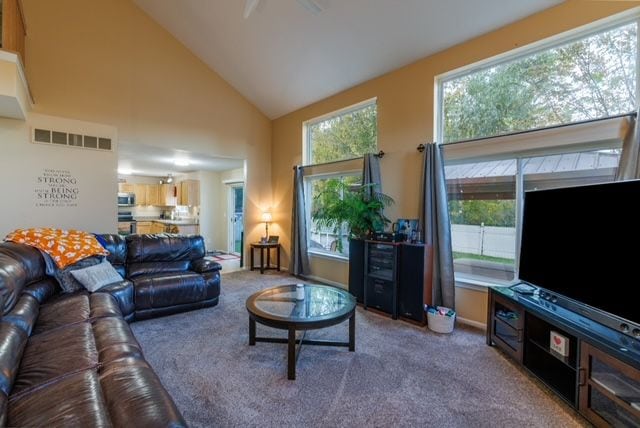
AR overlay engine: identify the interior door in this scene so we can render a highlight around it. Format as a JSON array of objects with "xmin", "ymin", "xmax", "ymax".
[{"xmin": 228, "ymin": 183, "xmax": 244, "ymax": 255}]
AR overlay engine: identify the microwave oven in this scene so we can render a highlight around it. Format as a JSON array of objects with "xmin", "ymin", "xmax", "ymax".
[{"xmin": 117, "ymin": 192, "xmax": 136, "ymax": 206}]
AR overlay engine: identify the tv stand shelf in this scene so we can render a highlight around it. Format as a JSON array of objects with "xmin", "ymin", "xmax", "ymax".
[{"xmin": 487, "ymin": 286, "xmax": 640, "ymax": 427}]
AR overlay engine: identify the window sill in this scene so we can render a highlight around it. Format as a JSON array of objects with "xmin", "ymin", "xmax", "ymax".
[
  {"xmin": 454, "ymin": 276, "xmax": 513, "ymax": 292},
  {"xmin": 308, "ymin": 250, "xmax": 349, "ymax": 263}
]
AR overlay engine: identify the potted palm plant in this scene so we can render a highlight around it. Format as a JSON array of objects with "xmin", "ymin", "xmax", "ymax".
[{"xmin": 311, "ymin": 181, "xmax": 394, "ymax": 252}]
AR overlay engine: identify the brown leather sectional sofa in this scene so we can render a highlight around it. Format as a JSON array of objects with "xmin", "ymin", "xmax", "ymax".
[{"xmin": 0, "ymin": 233, "xmax": 221, "ymax": 426}]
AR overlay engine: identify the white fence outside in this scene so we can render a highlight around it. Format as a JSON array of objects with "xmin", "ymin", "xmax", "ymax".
[{"xmin": 451, "ymin": 224, "xmax": 516, "ymax": 259}]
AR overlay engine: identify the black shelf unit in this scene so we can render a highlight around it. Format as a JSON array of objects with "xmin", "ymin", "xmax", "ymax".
[
  {"xmin": 364, "ymin": 241, "xmax": 398, "ymax": 318},
  {"xmin": 351, "ymin": 240, "xmax": 432, "ymax": 323}
]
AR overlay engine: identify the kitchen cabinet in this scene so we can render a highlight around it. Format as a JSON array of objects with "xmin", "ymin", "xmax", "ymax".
[
  {"xmin": 179, "ymin": 180, "xmax": 200, "ymax": 206},
  {"xmin": 118, "ymin": 183, "xmax": 135, "ymax": 193},
  {"xmin": 145, "ymin": 184, "xmax": 160, "ymax": 206},
  {"xmin": 136, "ymin": 221, "xmax": 152, "ymax": 234},
  {"xmin": 151, "ymin": 222, "xmax": 166, "ymax": 234},
  {"xmin": 133, "ymin": 184, "xmax": 147, "ymax": 206},
  {"xmin": 161, "ymin": 184, "xmax": 177, "ymax": 206}
]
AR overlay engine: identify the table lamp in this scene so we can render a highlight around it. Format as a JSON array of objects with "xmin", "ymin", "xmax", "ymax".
[{"xmin": 261, "ymin": 211, "xmax": 272, "ymax": 240}]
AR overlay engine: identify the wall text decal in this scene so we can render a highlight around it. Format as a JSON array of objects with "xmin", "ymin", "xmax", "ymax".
[{"xmin": 35, "ymin": 168, "xmax": 79, "ymax": 208}]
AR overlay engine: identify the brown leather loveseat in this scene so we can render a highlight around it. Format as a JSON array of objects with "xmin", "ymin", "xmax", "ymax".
[{"xmin": 0, "ymin": 233, "xmax": 221, "ymax": 426}]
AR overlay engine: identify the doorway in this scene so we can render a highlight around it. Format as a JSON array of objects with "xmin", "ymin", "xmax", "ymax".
[{"xmin": 228, "ymin": 183, "xmax": 244, "ymax": 256}]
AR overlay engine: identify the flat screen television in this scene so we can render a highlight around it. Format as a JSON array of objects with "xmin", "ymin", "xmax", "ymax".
[{"xmin": 518, "ymin": 180, "xmax": 640, "ymax": 334}]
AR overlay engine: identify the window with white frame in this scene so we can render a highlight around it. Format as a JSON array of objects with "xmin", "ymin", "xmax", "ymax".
[
  {"xmin": 303, "ymin": 100, "xmax": 377, "ymax": 257},
  {"xmin": 437, "ymin": 15, "xmax": 637, "ymax": 284}
]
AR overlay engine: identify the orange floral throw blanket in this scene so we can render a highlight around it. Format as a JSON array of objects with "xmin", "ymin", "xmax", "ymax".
[{"xmin": 5, "ymin": 228, "xmax": 109, "ymax": 269}]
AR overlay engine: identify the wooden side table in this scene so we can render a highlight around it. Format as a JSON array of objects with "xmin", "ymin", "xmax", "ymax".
[{"xmin": 250, "ymin": 242, "xmax": 281, "ymax": 274}]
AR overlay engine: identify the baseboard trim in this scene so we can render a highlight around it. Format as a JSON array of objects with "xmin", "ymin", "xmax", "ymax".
[{"xmin": 457, "ymin": 316, "xmax": 486, "ymax": 330}]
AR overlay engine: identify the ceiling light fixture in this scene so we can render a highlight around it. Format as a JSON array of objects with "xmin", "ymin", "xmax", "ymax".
[
  {"xmin": 174, "ymin": 159, "xmax": 191, "ymax": 167},
  {"xmin": 118, "ymin": 168, "xmax": 132, "ymax": 175},
  {"xmin": 166, "ymin": 174, "xmax": 174, "ymax": 183}
]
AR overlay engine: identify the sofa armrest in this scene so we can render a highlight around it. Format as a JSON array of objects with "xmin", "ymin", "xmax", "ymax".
[
  {"xmin": 99, "ymin": 280, "xmax": 135, "ymax": 322},
  {"xmin": 191, "ymin": 258, "xmax": 222, "ymax": 274}
]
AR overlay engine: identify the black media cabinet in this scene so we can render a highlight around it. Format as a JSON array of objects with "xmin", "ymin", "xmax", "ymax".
[
  {"xmin": 349, "ymin": 239, "xmax": 432, "ymax": 324},
  {"xmin": 487, "ymin": 286, "xmax": 640, "ymax": 427}
]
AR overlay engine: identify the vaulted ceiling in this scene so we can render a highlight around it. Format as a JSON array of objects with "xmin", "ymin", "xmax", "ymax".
[{"xmin": 134, "ymin": 0, "xmax": 562, "ymax": 119}]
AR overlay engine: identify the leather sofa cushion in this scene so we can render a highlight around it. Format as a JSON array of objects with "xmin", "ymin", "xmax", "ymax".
[
  {"xmin": 0, "ymin": 253, "xmax": 27, "ymax": 316},
  {"xmin": 126, "ymin": 234, "xmax": 205, "ymax": 264},
  {"xmin": 127, "ymin": 260, "xmax": 192, "ymax": 279},
  {"xmin": 0, "ymin": 323, "xmax": 28, "ymax": 396},
  {"xmin": 99, "ymin": 359, "xmax": 187, "ymax": 427},
  {"xmin": 90, "ymin": 293, "xmax": 123, "ymax": 319},
  {"xmin": 12, "ymin": 322, "xmax": 98, "ymax": 396},
  {"xmin": 98, "ymin": 281, "xmax": 135, "ymax": 322},
  {"xmin": 97, "ymin": 234, "xmax": 127, "ymax": 277},
  {"xmin": 0, "ymin": 243, "xmax": 45, "ymax": 285},
  {"xmin": 23, "ymin": 278, "xmax": 58, "ymax": 304},
  {"xmin": 1, "ymin": 295, "xmax": 39, "ymax": 336},
  {"xmin": 132, "ymin": 272, "xmax": 213, "ymax": 310},
  {"xmin": 8, "ymin": 369, "xmax": 111, "ymax": 428},
  {"xmin": 92, "ymin": 316, "xmax": 143, "ymax": 363},
  {"xmin": 32, "ymin": 293, "xmax": 90, "ymax": 335}
]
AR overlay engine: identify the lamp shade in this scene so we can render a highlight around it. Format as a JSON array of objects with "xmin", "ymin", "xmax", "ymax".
[{"xmin": 261, "ymin": 212, "xmax": 273, "ymax": 222}]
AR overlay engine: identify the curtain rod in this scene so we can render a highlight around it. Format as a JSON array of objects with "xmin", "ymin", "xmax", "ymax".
[
  {"xmin": 438, "ymin": 111, "xmax": 636, "ymax": 148},
  {"xmin": 292, "ymin": 150, "xmax": 385, "ymax": 170}
]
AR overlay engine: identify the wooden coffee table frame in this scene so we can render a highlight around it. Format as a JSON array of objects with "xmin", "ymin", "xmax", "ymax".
[{"xmin": 246, "ymin": 285, "xmax": 356, "ymax": 380}]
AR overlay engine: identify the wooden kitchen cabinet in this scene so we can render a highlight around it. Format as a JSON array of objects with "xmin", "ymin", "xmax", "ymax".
[
  {"xmin": 145, "ymin": 184, "xmax": 160, "ymax": 206},
  {"xmin": 151, "ymin": 222, "xmax": 166, "ymax": 234},
  {"xmin": 136, "ymin": 221, "xmax": 152, "ymax": 234},
  {"xmin": 118, "ymin": 183, "xmax": 135, "ymax": 193},
  {"xmin": 179, "ymin": 180, "xmax": 200, "ymax": 206},
  {"xmin": 133, "ymin": 184, "xmax": 147, "ymax": 206},
  {"xmin": 161, "ymin": 184, "xmax": 177, "ymax": 206}
]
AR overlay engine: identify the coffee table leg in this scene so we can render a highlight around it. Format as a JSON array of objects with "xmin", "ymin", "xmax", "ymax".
[
  {"xmin": 349, "ymin": 311, "xmax": 355, "ymax": 352},
  {"xmin": 288, "ymin": 327, "xmax": 296, "ymax": 380},
  {"xmin": 249, "ymin": 317, "xmax": 256, "ymax": 346}
]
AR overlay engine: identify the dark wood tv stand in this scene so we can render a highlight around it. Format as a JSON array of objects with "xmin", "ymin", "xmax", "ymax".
[{"xmin": 487, "ymin": 286, "xmax": 640, "ymax": 427}]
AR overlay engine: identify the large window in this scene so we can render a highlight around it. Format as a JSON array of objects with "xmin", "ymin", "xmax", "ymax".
[
  {"xmin": 438, "ymin": 16, "xmax": 637, "ymax": 284},
  {"xmin": 303, "ymin": 100, "xmax": 377, "ymax": 257},
  {"xmin": 305, "ymin": 101, "xmax": 377, "ymax": 165},
  {"xmin": 446, "ymin": 148, "xmax": 621, "ymax": 284},
  {"xmin": 441, "ymin": 21, "xmax": 637, "ymax": 143}
]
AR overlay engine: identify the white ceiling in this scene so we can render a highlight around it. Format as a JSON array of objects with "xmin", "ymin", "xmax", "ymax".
[
  {"xmin": 118, "ymin": 142, "xmax": 244, "ymax": 177},
  {"xmin": 134, "ymin": 0, "xmax": 562, "ymax": 119}
]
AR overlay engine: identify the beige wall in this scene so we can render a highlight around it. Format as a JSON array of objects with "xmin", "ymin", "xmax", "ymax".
[
  {"xmin": 19, "ymin": 0, "xmax": 272, "ymax": 259},
  {"xmin": 271, "ymin": 1, "xmax": 640, "ymax": 325},
  {"xmin": 0, "ymin": 113, "xmax": 118, "ymax": 236}
]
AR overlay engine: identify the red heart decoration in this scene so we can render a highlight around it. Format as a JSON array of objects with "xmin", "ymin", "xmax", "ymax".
[{"xmin": 553, "ymin": 337, "xmax": 562, "ymax": 345}]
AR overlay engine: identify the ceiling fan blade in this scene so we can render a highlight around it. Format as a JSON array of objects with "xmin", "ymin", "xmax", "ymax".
[
  {"xmin": 297, "ymin": 0, "xmax": 323, "ymax": 14},
  {"xmin": 243, "ymin": 0, "xmax": 260, "ymax": 19}
]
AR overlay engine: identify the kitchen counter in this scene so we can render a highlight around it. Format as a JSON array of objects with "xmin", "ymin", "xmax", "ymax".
[
  {"xmin": 152, "ymin": 219, "xmax": 199, "ymax": 226},
  {"xmin": 133, "ymin": 218, "xmax": 199, "ymax": 226}
]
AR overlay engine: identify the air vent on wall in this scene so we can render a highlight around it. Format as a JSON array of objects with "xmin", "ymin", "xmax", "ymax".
[{"xmin": 32, "ymin": 127, "xmax": 112, "ymax": 151}]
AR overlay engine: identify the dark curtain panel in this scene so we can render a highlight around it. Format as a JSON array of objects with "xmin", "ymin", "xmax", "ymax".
[
  {"xmin": 419, "ymin": 143, "xmax": 455, "ymax": 309},
  {"xmin": 362, "ymin": 153, "xmax": 382, "ymax": 199},
  {"xmin": 616, "ymin": 111, "xmax": 640, "ymax": 180},
  {"xmin": 290, "ymin": 166, "xmax": 310, "ymax": 276}
]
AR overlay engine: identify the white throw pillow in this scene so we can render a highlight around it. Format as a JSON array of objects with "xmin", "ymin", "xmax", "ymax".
[{"xmin": 70, "ymin": 260, "xmax": 123, "ymax": 292}]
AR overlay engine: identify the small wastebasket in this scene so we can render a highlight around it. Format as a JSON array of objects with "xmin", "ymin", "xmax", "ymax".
[{"xmin": 426, "ymin": 306, "xmax": 456, "ymax": 334}]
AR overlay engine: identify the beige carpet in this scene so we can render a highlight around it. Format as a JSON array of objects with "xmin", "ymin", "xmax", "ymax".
[{"xmin": 130, "ymin": 271, "xmax": 587, "ymax": 427}]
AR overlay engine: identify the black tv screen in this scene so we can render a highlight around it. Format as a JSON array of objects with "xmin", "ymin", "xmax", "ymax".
[{"xmin": 519, "ymin": 180, "xmax": 640, "ymax": 325}]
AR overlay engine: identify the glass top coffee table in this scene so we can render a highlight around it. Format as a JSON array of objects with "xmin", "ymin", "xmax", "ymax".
[{"xmin": 246, "ymin": 284, "xmax": 356, "ymax": 380}]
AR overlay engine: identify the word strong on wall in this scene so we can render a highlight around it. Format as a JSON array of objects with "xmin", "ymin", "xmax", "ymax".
[{"xmin": 35, "ymin": 168, "xmax": 79, "ymax": 207}]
